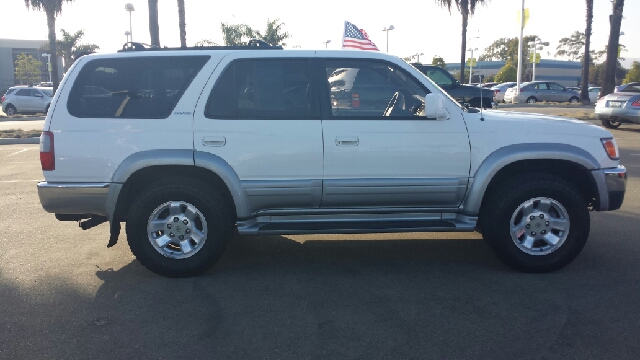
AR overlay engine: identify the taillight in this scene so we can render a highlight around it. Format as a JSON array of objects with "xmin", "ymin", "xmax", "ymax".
[
  {"xmin": 632, "ymin": 99, "xmax": 640, "ymax": 107},
  {"xmin": 494, "ymin": 89, "xmax": 501, "ymax": 94},
  {"xmin": 1, "ymin": 95, "xmax": 5, "ymax": 103},
  {"xmin": 601, "ymin": 138, "xmax": 619, "ymax": 160},
  {"xmin": 40, "ymin": 131, "xmax": 55, "ymax": 171}
]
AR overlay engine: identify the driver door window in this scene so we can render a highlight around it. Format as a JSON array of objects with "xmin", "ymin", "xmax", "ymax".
[{"xmin": 324, "ymin": 60, "xmax": 428, "ymax": 119}]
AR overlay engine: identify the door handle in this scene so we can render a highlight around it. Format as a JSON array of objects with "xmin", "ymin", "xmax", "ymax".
[
  {"xmin": 335, "ymin": 137, "xmax": 359, "ymax": 146},
  {"xmin": 202, "ymin": 137, "xmax": 226, "ymax": 147}
]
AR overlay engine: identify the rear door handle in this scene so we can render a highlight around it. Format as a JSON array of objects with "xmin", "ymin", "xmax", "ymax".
[
  {"xmin": 335, "ymin": 137, "xmax": 359, "ymax": 146},
  {"xmin": 202, "ymin": 137, "xmax": 226, "ymax": 147}
]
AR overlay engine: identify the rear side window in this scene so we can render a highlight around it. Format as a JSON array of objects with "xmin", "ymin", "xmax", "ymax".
[
  {"xmin": 68, "ymin": 56, "xmax": 209, "ymax": 119},
  {"xmin": 5, "ymin": 89, "xmax": 16, "ymax": 95},
  {"xmin": 205, "ymin": 59, "xmax": 318, "ymax": 120}
]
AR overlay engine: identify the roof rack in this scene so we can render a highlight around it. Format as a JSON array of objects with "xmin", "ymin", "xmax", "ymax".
[{"xmin": 118, "ymin": 39, "xmax": 282, "ymax": 52}]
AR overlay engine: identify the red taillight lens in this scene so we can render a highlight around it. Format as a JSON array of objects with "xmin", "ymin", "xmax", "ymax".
[
  {"xmin": 632, "ymin": 99, "xmax": 640, "ymax": 107},
  {"xmin": 494, "ymin": 89, "xmax": 501, "ymax": 94},
  {"xmin": 40, "ymin": 131, "xmax": 55, "ymax": 171},
  {"xmin": 1, "ymin": 95, "xmax": 5, "ymax": 103},
  {"xmin": 601, "ymin": 138, "xmax": 619, "ymax": 160}
]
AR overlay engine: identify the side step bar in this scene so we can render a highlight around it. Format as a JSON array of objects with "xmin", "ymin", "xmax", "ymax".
[{"xmin": 237, "ymin": 212, "xmax": 477, "ymax": 235}]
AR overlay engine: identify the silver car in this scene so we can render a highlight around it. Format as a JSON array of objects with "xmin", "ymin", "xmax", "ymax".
[
  {"xmin": 1, "ymin": 86, "xmax": 53, "ymax": 116},
  {"xmin": 595, "ymin": 83, "xmax": 640, "ymax": 129},
  {"xmin": 504, "ymin": 81, "xmax": 580, "ymax": 104},
  {"xmin": 491, "ymin": 82, "xmax": 517, "ymax": 103}
]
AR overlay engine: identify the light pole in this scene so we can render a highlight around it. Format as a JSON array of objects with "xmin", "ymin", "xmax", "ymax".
[
  {"xmin": 323, "ymin": 40, "xmax": 331, "ymax": 49},
  {"xmin": 527, "ymin": 38, "xmax": 548, "ymax": 81},
  {"xmin": 467, "ymin": 47, "xmax": 478, "ymax": 84},
  {"xmin": 125, "ymin": 3, "xmax": 135, "ymax": 42},
  {"xmin": 125, "ymin": 31, "xmax": 131, "ymax": 43},
  {"xmin": 413, "ymin": 53, "xmax": 424, "ymax": 63},
  {"xmin": 41, "ymin": 53, "xmax": 51, "ymax": 83},
  {"xmin": 382, "ymin": 25, "xmax": 395, "ymax": 52}
]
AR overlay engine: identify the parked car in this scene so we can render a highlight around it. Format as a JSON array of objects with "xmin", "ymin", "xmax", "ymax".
[
  {"xmin": 411, "ymin": 64, "xmax": 495, "ymax": 108},
  {"xmin": 491, "ymin": 82, "xmax": 517, "ymax": 103},
  {"xmin": 615, "ymin": 82, "xmax": 640, "ymax": 93},
  {"xmin": 2, "ymin": 86, "xmax": 53, "ymax": 116},
  {"xmin": 595, "ymin": 83, "xmax": 640, "ymax": 129},
  {"xmin": 566, "ymin": 86, "xmax": 580, "ymax": 91},
  {"xmin": 504, "ymin": 81, "xmax": 580, "ymax": 104},
  {"xmin": 479, "ymin": 82, "xmax": 500, "ymax": 88},
  {"xmin": 37, "ymin": 42, "xmax": 626, "ymax": 277},
  {"xmin": 588, "ymin": 86, "xmax": 601, "ymax": 103}
]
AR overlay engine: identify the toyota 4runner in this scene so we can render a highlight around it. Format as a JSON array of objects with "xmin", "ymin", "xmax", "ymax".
[{"xmin": 37, "ymin": 42, "xmax": 626, "ymax": 277}]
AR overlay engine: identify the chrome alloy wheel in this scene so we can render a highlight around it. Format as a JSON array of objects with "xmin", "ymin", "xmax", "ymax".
[
  {"xmin": 509, "ymin": 197, "xmax": 570, "ymax": 256},
  {"xmin": 147, "ymin": 201, "xmax": 208, "ymax": 259}
]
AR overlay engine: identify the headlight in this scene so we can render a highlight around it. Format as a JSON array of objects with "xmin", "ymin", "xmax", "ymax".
[{"xmin": 601, "ymin": 138, "xmax": 619, "ymax": 160}]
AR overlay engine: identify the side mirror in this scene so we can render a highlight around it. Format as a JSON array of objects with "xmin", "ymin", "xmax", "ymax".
[
  {"xmin": 35, "ymin": 93, "xmax": 43, "ymax": 97},
  {"xmin": 424, "ymin": 93, "xmax": 448, "ymax": 120}
]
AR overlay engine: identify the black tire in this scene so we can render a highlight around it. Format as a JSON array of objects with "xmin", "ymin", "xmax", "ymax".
[
  {"xmin": 569, "ymin": 96, "xmax": 579, "ymax": 104},
  {"xmin": 5, "ymin": 105, "xmax": 16, "ymax": 116},
  {"xmin": 126, "ymin": 177, "xmax": 234, "ymax": 277},
  {"xmin": 480, "ymin": 173, "xmax": 590, "ymax": 273},
  {"xmin": 601, "ymin": 119, "xmax": 621, "ymax": 129},
  {"xmin": 526, "ymin": 96, "xmax": 537, "ymax": 104}
]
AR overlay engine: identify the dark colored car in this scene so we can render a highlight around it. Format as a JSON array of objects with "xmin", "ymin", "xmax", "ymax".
[{"xmin": 412, "ymin": 64, "xmax": 494, "ymax": 108}]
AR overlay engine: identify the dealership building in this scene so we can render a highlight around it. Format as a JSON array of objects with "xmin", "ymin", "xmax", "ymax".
[
  {"xmin": 446, "ymin": 59, "xmax": 583, "ymax": 87},
  {"xmin": 0, "ymin": 38, "xmax": 62, "ymax": 94}
]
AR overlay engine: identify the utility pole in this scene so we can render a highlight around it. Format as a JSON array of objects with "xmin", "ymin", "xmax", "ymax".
[{"xmin": 516, "ymin": 0, "xmax": 525, "ymax": 102}]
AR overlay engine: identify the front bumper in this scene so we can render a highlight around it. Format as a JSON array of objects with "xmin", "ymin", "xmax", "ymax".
[
  {"xmin": 38, "ymin": 182, "xmax": 110, "ymax": 216},
  {"xmin": 595, "ymin": 106, "xmax": 640, "ymax": 124},
  {"xmin": 591, "ymin": 166, "xmax": 627, "ymax": 211}
]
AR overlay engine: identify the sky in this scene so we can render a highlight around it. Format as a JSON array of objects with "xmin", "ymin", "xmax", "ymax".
[{"xmin": 1, "ymin": 0, "xmax": 638, "ymax": 67}]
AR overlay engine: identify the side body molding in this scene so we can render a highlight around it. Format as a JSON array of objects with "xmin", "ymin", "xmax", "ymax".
[
  {"xmin": 462, "ymin": 143, "xmax": 600, "ymax": 215},
  {"xmin": 194, "ymin": 151, "xmax": 251, "ymax": 219}
]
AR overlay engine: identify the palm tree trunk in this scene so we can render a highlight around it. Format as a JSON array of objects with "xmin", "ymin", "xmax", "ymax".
[
  {"xmin": 148, "ymin": 0, "xmax": 161, "ymax": 47},
  {"xmin": 460, "ymin": 12, "xmax": 468, "ymax": 84},
  {"xmin": 580, "ymin": 0, "xmax": 593, "ymax": 104},
  {"xmin": 601, "ymin": 0, "xmax": 624, "ymax": 97},
  {"xmin": 178, "ymin": 0, "xmax": 186, "ymax": 48},
  {"xmin": 46, "ymin": 10, "xmax": 59, "ymax": 93}
]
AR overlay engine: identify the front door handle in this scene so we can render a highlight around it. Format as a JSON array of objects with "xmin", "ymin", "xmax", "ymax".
[
  {"xmin": 335, "ymin": 137, "xmax": 359, "ymax": 146},
  {"xmin": 203, "ymin": 137, "xmax": 226, "ymax": 147}
]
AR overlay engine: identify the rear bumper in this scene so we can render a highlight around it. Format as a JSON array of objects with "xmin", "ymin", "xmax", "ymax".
[
  {"xmin": 592, "ymin": 166, "xmax": 627, "ymax": 211},
  {"xmin": 595, "ymin": 107, "xmax": 640, "ymax": 124},
  {"xmin": 37, "ymin": 182, "xmax": 110, "ymax": 216}
]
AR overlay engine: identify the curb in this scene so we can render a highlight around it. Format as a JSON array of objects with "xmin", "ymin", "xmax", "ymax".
[{"xmin": 0, "ymin": 137, "xmax": 40, "ymax": 145}]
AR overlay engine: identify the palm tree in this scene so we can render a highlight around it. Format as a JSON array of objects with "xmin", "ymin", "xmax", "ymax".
[
  {"xmin": 40, "ymin": 29, "xmax": 100, "ymax": 72},
  {"xmin": 177, "ymin": 0, "xmax": 186, "ymax": 48},
  {"xmin": 601, "ymin": 0, "xmax": 624, "ymax": 97},
  {"xmin": 435, "ymin": 0, "xmax": 489, "ymax": 84},
  {"xmin": 23, "ymin": 0, "xmax": 73, "ymax": 93},
  {"xmin": 580, "ymin": 0, "xmax": 593, "ymax": 104},
  {"xmin": 148, "ymin": 0, "xmax": 160, "ymax": 47}
]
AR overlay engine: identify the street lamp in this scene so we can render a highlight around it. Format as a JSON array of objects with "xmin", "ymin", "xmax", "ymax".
[
  {"xmin": 467, "ymin": 47, "xmax": 478, "ymax": 84},
  {"xmin": 125, "ymin": 3, "xmax": 135, "ymax": 42},
  {"xmin": 382, "ymin": 25, "xmax": 395, "ymax": 53},
  {"xmin": 41, "ymin": 53, "xmax": 51, "ymax": 83},
  {"xmin": 413, "ymin": 53, "xmax": 424, "ymax": 63},
  {"xmin": 125, "ymin": 31, "xmax": 131, "ymax": 43},
  {"xmin": 323, "ymin": 40, "xmax": 331, "ymax": 49}
]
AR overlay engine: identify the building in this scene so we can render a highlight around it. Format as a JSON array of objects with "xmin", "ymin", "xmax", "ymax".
[
  {"xmin": 0, "ymin": 38, "xmax": 62, "ymax": 94},
  {"xmin": 445, "ymin": 59, "xmax": 583, "ymax": 87}
]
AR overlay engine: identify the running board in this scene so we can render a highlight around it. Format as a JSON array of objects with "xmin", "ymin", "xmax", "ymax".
[{"xmin": 236, "ymin": 212, "xmax": 477, "ymax": 235}]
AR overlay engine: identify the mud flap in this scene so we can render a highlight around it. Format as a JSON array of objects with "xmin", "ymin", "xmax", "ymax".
[{"xmin": 108, "ymin": 221, "xmax": 121, "ymax": 248}]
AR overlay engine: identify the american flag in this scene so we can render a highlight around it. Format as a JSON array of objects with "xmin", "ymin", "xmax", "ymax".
[{"xmin": 342, "ymin": 21, "xmax": 379, "ymax": 51}]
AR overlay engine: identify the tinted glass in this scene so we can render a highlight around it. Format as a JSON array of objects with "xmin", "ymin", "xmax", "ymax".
[
  {"xmin": 549, "ymin": 83, "xmax": 564, "ymax": 90},
  {"xmin": 420, "ymin": 67, "xmax": 454, "ymax": 87},
  {"xmin": 30, "ymin": 89, "xmax": 42, "ymax": 97},
  {"xmin": 68, "ymin": 56, "xmax": 209, "ymax": 119},
  {"xmin": 40, "ymin": 89, "xmax": 53, "ymax": 97},
  {"xmin": 15, "ymin": 89, "xmax": 30, "ymax": 96},
  {"xmin": 5, "ymin": 89, "xmax": 16, "ymax": 95},
  {"xmin": 324, "ymin": 60, "xmax": 429, "ymax": 119},
  {"xmin": 206, "ymin": 59, "xmax": 316, "ymax": 120}
]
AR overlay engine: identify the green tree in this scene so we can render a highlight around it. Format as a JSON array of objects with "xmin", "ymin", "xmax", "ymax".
[
  {"xmin": 15, "ymin": 53, "xmax": 43, "ymax": 85},
  {"xmin": 580, "ymin": 0, "xmax": 594, "ymax": 104},
  {"xmin": 555, "ymin": 31, "xmax": 585, "ymax": 61},
  {"xmin": 40, "ymin": 29, "xmax": 99, "ymax": 72},
  {"xmin": 177, "ymin": 0, "xmax": 186, "ymax": 48},
  {"xmin": 494, "ymin": 61, "xmax": 517, "ymax": 82},
  {"xmin": 435, "ymin": 0, "xmax": 489, "ymax": 84},
  {"xmin": 253, "ymin": 19, "xmax": 290, "ymax": 47},
  {"xmin": 148, "ymin": 0, "xmax": 160, "ymax": 47},
  {"xmin": 602, "ymin": 0, "xmax": 624, "ymax": 97},
  {"xmin": 622, "ymin": 61, "xmax": 640, "ymax": 84},
  {"xmin": 221, "ymin": 19, "xmax": 290, "ymax": 47},
  {"xmin": 431, "ymin": 55, "xmax": 447, "ymax": 68},
  {"xmin": 23, "ymin": 0, "xmax": 73, "ymax": 93}
]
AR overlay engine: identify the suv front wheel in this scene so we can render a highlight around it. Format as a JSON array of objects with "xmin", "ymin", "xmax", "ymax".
[
  {"xmin": 481, "ymin": 173, "xmax": 589, "ymax": 272},
  {"xmin": 126, "ymin": 177, "xmax": 233, "ymax": 277}
]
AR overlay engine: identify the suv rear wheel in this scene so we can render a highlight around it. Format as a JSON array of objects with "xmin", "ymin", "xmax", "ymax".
[
  {"xmin": 5, "ymin": 105, "xmax": 16, "ymax": 116},
  {"xmin": 126, "ymin": 177, "xmax": 233, "ymax": 277},
  {"xmin": 481, "ymin": 173, "xmax": 589, "ymax": 272}
]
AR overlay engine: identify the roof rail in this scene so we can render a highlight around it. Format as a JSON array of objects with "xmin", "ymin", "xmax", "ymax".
[{"xmin": 118, "ymin": 39, "xmax": 282, "ymax": 52}]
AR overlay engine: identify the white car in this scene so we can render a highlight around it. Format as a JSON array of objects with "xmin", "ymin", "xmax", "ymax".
[
  {"xmin": 491, "ymin": 82, "xmax": 517, "ymax": 103},
  {"xmin": 1, "ymin": 86, "xmax": 53, "ymax": 116},
  {"xmin": 37, "ymin": 42, "xmax": 626, "ymax": 277}
]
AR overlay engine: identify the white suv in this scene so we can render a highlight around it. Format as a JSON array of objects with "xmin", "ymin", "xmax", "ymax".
[
  {"xmin": 2, "ymin": 86, "xmax": 53, "ymax": 116},
  {"xmin": 37, "ymin": 43, "xmax": 626, "ymax": 277}
]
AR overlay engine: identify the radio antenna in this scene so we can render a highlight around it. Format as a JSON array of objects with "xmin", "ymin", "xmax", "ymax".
[{"xmin": 480, "ymin": 83, "xmax": 485, "ymax": 121}]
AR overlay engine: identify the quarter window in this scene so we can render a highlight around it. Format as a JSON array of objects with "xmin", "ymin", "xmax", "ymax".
[
  {"xmin": 67, "ymin": 56, "xmax": 209, "ymax": 119},
  {"xmin": 205, "ymin": 59, "xmax": 317, "ymax": 120}
]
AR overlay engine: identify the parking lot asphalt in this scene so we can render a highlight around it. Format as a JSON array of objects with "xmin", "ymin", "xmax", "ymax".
[{"xmin": 1, "ymin": 112, "xmax": 640, "ymax": 359}]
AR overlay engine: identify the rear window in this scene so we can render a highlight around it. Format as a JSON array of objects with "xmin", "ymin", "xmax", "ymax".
[
  {"xmin": 5, "ymin": 89, "xmax": 16, "ymax": 95},
  {"xmin": 67, "ymin": 55, "xmax": 209, "ymax": 119}
]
